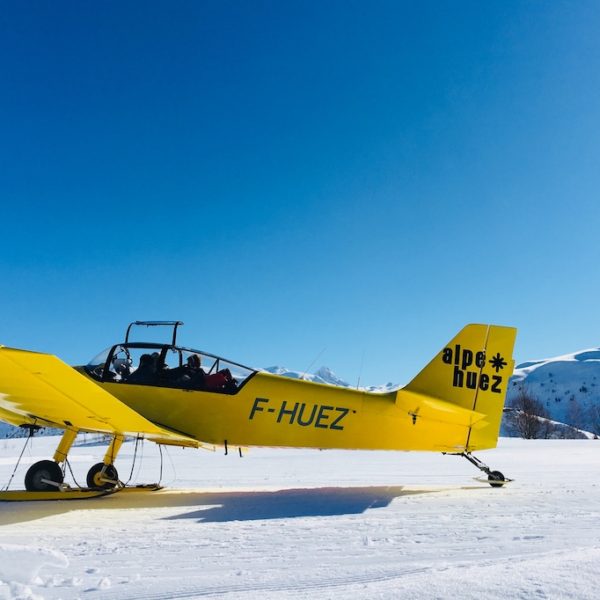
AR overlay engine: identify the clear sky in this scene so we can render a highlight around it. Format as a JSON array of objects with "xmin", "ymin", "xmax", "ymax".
[{"xmin": 2, "ymin": 1, "xmax": 600, "ymax": 386}]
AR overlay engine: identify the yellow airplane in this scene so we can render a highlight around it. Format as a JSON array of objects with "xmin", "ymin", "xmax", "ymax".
[{"xmin": 0, "ymin": 321, "xmax": 516, "ymax": 498}]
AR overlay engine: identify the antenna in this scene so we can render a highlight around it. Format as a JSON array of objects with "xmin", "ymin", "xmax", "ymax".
[
  {"xmin": 301, "ymin": 346, "xmax": 327, "ymax": 380},
  {"xmin": 356, "ymin": 348, "xmax": 366, "ymax": 390}
]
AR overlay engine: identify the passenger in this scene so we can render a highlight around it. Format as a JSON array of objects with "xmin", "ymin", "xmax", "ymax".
[
  {"xmin": 188, "ymin": 354, "xmax": 202, "ymax": 370},
  {"xmin": 155, "ymin": 354, "xmax": 174, "ymax": 384},
  {"xmin": 127, "ymin": 353, "xmax": 159, "ymax": 385},
  {"xmin": 204, "ymin": 368, "xmax": 234, "ymax": 391},
  {"xmin": 186, "ymin": 354, "xmax": 207, "ymax": 389},
  {"xmin": 162, "ymin": 358, "xmax": 188, "ymax": 386},
  {"xmin": 184, "ymin": 353, "xmax": 237, "ymax": 393}
]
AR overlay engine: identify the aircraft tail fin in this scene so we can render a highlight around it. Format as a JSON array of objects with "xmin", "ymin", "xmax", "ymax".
[{"xmin": 404, "ymin": 324, "xmax": 517, "ymax": 451}]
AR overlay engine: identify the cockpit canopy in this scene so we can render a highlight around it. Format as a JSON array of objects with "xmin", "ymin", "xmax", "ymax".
[{"xmin": 85, "ymin": 342, "xmax": 256, "ymax": 394}]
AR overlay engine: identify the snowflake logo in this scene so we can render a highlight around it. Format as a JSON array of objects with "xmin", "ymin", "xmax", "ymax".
[{"xmin": 489, "ymin": 353, "xmax": 507, "ymax": 373}]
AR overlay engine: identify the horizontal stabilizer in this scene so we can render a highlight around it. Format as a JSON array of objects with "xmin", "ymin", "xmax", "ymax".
[{"xmin": 399, "ymin": 390, "xmax": 488, "ymax": 430}]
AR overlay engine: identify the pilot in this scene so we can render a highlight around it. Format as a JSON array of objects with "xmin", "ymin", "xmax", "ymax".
[{"xmin": 112, "ymin": 356, "xmax": 132, "ymax": 379}]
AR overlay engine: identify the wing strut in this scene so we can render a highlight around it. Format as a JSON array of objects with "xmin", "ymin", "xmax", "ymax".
[{"xmin": 2, "ymin": 429, "xmax": 35, "ymax": 492}]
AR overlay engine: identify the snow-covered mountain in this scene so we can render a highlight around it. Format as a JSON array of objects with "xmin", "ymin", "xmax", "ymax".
[
  {"xmin": 0, "ymin": 422, "xmax": 15, "ymax": 438},
  {"xmin": 263, "ymin": 365, "xmax": 399, "ymax": 392},
  {"xmin": 0, "ymin": 421, "xmax": 59, "ymax": 439},
  {"xmin": 263, "ymin": 365, "xmax": 353, "ymax": 387},
  {"xmin": 507, "ymin": 348, "xmax": 600, "ymax": 432}
]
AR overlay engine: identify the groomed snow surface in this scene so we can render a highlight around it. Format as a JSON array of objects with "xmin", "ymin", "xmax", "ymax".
[{"xmin": 1, "ymin": 436, "xmax": 599, "ymax": 599}]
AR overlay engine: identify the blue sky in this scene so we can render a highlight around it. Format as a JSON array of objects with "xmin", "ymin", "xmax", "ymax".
[{"xmin": 1, "ymin": 1, "xmax": 600, "ymax": 385}]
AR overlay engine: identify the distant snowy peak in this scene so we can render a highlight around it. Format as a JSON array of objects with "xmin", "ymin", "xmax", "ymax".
[
  {"xmin": 263, "ymin": 366, "xmax": 400, "ymax": 393},
  {"xmin": 511, "ymin": 347, "xmax": 600, "ymax": 390},
  {"xmin": 513, "ymin": 347, "xmax": 600, "ymax": 379},
  {"xmin": 263, "ymin": 366, "xmax": 350, "ymax": 386},
  {"xmin": 313, "ymin": 366, "xmax": 351, "ymax": 387}
]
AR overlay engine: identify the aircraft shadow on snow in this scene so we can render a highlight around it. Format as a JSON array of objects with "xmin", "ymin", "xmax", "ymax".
[
  {"xmin": 162, "ymin": 486, "xmax": 424, "ymax": 522},
  {"xmin": 0, "ymin": 485, "xmax": 483, "ymax": 526}
]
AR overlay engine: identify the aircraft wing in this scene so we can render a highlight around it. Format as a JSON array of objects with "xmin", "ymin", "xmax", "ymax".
[{"xmin": 0, "ymin": 346, "xmax": 200, "ymax": 448}]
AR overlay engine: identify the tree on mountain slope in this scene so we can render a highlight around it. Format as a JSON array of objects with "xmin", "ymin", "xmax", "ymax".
[
  {"xmin": 507, "ymin": 390, "xmax": 555, "ymax": 439},
  {"xmin": 587, "ymin": 404, "xmax": 600, "ymax": 438}
]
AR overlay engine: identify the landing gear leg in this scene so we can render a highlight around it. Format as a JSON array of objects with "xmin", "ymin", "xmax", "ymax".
[
  {"xmin": 24, "ymin": 427, "xmax": 78, "ymax": 491},
  {"xmin": 458, "ymin": 452, "xmax": 511, "ymax": 487},
  {"xmin": 87, "ymin": 435, "xmax": 124, "ymax": 490}
]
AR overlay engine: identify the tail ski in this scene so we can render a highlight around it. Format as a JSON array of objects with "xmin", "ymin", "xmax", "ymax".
[{"xmin": 402, "ymin": 324, "xmax": 517, "ymax": 451}]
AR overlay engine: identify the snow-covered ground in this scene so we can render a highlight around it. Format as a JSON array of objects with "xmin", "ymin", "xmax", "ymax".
[{"xmin": 1, "ymin": 436, "xmax": 600, "ymax": 599}]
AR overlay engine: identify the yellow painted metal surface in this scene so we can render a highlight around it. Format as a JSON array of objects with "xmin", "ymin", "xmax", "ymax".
[
  {"xmin": 96, "ymin": 324, "xmax": 516, "ymax": 453},
  {"xmin": 0, "ymin": 324, "xmax": 516, "ymax": 455},
  {"xmin": 0, "ymin": 346, "xmax": 197, "ymax": 446},
  {"xmin": 53, "ymin": 427, "xmax": 78, "ymax": 463},
  {"xmin": 404, "ymin": 324, "xmax": 516, "ymax": 451}
]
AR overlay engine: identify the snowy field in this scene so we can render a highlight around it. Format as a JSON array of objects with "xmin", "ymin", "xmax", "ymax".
[{"xmin": 1, "ymin": 436, "xmax": 600, "ymax": 599}]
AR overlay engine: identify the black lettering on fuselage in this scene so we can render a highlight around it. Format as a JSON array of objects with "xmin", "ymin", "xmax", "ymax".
[
  {"xmin": 297, "ymin": 403, "xmax": 318, "ymax": 426},
  {"xmin": 444, "ymin": 347, "xmax": 502, "ymax": 394},
  {"xmin": 330, "ymin": 407, "xmax": 349, "ymax": 431},
  {"xmin": 250, "ymin": 398, "xmax": 350, "ymax": 430},
  {"xmin": 466, "ymin": 371, "xmax": 477, "ymax": 389},
  {"xmin": 453, "ymin": 366, "xmax": 464, "ymax": 387},
  {"xmin": 442, "ymin": 347, "xmax": 453, "ymax": 364},
  {"xmin": 461, "ymin": 349, "xmax": 473, "ymax": 370},
  {"xmin": 491, "ymin": 376, "xmax": 502, "ymax": 393},
  {"xmin": 452, "ymin": 369, "xmax": 503, "ymax": 393},
  {"xmin": 315, "ymin": 405, "xmax": 333, "ymax": 429},
  {"xmin": 475, "ymin": 351, "xmax": 486, "ymax": 368},
  {"xmin": 479, "ymin": 373, "xmax": 489, "ymax": 391},
  {"xmin": 249, "ymin": 397, "xmax": 269, "ymax": 420},
  {"xmin": 277, "ymin": 401, "xmax": 299, "ymax": 424}
]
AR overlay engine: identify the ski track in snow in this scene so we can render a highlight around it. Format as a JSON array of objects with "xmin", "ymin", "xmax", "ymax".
[{"xmin": 1, "ymin": 437, "xmax": 600, "ymax": 599}]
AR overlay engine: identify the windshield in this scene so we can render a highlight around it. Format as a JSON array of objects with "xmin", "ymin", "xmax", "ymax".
[
  {"xmin": 85, "ymin": 343, "xmax": 256, "ymax": 394},
  {"xmin": 86, "ymin": 347, "xmax": 112, "ymax": 378}
]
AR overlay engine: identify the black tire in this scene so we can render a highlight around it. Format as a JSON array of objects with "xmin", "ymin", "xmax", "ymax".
[
  {"xmin": 87, "ymin": 462, "xmax": 119, "ymax": 489},
  {"xmin": 24, "ymin": 460, "xmax": 64, "ymax": 492},
  {"xmin": 488, "ymin": 470, "xmax": 506, "ymax": 488}
]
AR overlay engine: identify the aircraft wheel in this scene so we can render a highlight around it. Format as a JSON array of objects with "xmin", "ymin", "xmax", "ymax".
[
  {"xmin": 488, "ymin": 470, "xmax": 506, "ymax": 488},
  {"xmin": 87, "ymin": 462, "xmax": 119, "ymax": 489},
  {"xmin": 24, "ymin": 460, "xmax": 64, "ymax": 492}
]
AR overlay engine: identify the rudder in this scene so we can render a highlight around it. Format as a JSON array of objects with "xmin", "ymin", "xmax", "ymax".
[{"xmin": 404, "ymin": 324, "xmax": 517, "ymax": 450}]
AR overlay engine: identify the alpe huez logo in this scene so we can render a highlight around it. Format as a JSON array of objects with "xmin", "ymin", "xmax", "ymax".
[{"xmin": 441, "ymin": 345, "xmax": 506, "ymax": 394}]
